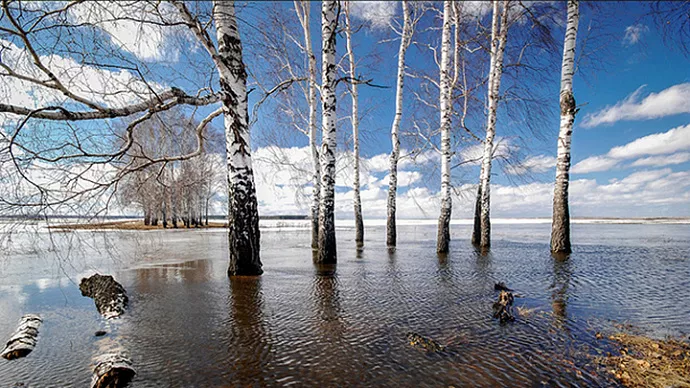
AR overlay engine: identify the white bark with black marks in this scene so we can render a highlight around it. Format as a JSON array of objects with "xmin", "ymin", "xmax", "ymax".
[
  {"xmin": 317, "ymin": 0, "xmax": 338, "ymax": 263},
  {"xmin": 213, "ymin": 1, "xmax": 262, "ymax": 275},
  {"xmin": 387, "ymin": 1, "xmax": 412, "ymax": 249},
  {"xmin": 551, "ymin": 0, "xmax": 579, "ymax": 254},
  {"xmin": 343, "ymin": 1, "xmax": 364, "ymax": 249},
  {"xmin": 476, "ymin": 0, "xmax": 509, "ymax": 249},
  {"xmin": 1, "ymin": 314, "xmax": 42, "ymax": 360},
  {"xmin": 437, "ymin": 0, "xmax": 453, "ymax": 254},
  {"xmin": 294, "ymin": 0, "xmax": 321, "ymax": 250},
  {"xmin": 91, "ymin": 351, "xmax": 135, "ymax": 388},
  {"xmin": 79, "ymin": 274, "xmax": 129, "ymax": 319}
]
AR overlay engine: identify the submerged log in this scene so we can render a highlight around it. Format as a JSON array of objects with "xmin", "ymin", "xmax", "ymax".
[
  {"xmin": 492, "ymin": 290, "xmax": 515, "ymax": 323},
  {"xmin": 91, "ymin": 352, "xmax": 135, "ymax": 388},
  {"xmin": 494, "ymin": 282, "xmax": 512, "ymax": 292},
  {"xmin": 80, "ymin": 274, "xmax": 128, "ymax": 319},
  {"xmin": 406, "ymin": 332, "xmax": 445, "ymax": 352},
  {"xmin": 1, "ymin": 314, "xmax": 42, "ymax": 360}
]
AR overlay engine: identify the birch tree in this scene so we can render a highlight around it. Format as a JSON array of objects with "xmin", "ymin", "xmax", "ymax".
[
  {"xmin": 343, "ymin": 1, "xmax": 364, "ymax": 249},
  {"xmin": 436, "ymin": 0, "xmax": 453, "ymax": 254},
  {"xmin": 317, "ymin": 0, "xmax": 338, "ymax": 264},
  {"xmin": 472, "ymin": 0, "xmax": 510, "ymax": 249},
  {"xmin": 1, "ymin": 1, "xmax": 262, "ymax": 275},
  {"xmin": 294, "ymin": 0, "xmax": 322, "ymax": 250},
  {"xmin": 178, "ymin": 0, "xmax": 261, "ymax": 275},
  {"xmin": 386, "ymin": 1, "xmax": 413, "ymax": 249},
  {"xmin": 551, "ymin": 0, "xmax": 579, "ymax": 254}
]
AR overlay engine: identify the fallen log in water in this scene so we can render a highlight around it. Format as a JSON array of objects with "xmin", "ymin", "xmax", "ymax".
[
  {"xmin": 80, "ymin": 274, "xmax": 128, "ymax": 318},
  {"xmin": 1, "ymin": 314, "xmax": 42, "ymax": 360},
  {"xmin": 91, "ymin": 352, "xmax": 136, "ymax": 388},
  {"xmin": 406, "ymin": 332, "xmax": 445, "ymax": 352},
  {"xmin": 492, "ymin": 290, "xmax": 515, "ymax": 323}
]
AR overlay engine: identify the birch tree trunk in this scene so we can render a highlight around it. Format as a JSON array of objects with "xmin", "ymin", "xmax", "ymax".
[
  {"xmin": 470, "ymin": 178, "xmax": 483, "ymax": 245},
  {"xmin": 475, "ymin": 0, "xmax": 509, "ymax": 249},
  {"xmin": 436, "ymin": 0, "xmax": 453, "ymax": 254},
  {"xmin": 343, "ymin": 1, "xmax": 364, "ymax": 249},
  {"xmin": 387, "ymin": 1, "xmax": 412, "ymax": 249},
  {"xmin": 294, "ymin": 0, "xmax": 321, "ymax": 251},
  {"xmin": 551, "ymin": 0, "xmax": 579, "ymax": 254},
  {"xmin": 317, "ymin": 0, "xmax": 338, "ymax": 264},
  {"xmin": 213, "ymin": 0, "xmax": 262, "ymax": 275}
]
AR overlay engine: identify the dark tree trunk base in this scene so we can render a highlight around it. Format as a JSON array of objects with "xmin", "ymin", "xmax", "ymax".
[
  {"xmin": 437, "ymin": 209, "xmax": 451, "ymax": 253},
  {"xmin": 386, "ymin": 216, "xmax": 396, "ymax": 248},
  {"xmin": 471, "ymin": 187, "xmax": 482, "ymax": 246},
  {"xmin": 227, "ymin": 265, "xmax": 263, "ymax": 277}
]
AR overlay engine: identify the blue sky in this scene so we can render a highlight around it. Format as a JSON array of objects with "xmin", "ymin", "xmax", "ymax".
[
  {"xmin": 1, "ymin": 1, "xmax": 688, "ymax": 219},
  {"xmin": 240, "ymin": 1, "xmax": 690, "ymax": 218}
]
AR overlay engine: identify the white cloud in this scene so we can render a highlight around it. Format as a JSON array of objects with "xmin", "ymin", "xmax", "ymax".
[
  {"xmin": 623, "ymin": 24, "xmax": 649, "ymax": 46},
  {"xmin": 461, "ymin": 1, "xmax": 493, "ymax": 19},
  {"xmin": 582, "ymin": 83, "xmax": 690, "ymax": 127},
  {"xmin": 631, "ymin": 152, "xmax": 690, "ymax": 167},
  {"xmin": 460, "ymin": 137, "xmax": 514, "ymax": 166},
  {"xmin": 68, "ymin": 2, "xmax": 184, "ymax": 62},
  {"xmin": 0, "ymin": 39, "xmax": 165, "ymax": 110},
  {"xmin": 348, "ymin": 1, "xmax": 398, "ymax": 29},
  {"xmin": 614, "ymin": 168, "xmax": 672, "ymax": 186},
  {"xmin": 572, "ymin": 124, "xmax": 690, "ymax": 174},
  {"xmin": 571, "ymin": 155, "xmax": 620, "ymax": 174},
  {"xmin": 363, "ymin": 153, "xmax": 390, "ymax": 172},
  {"xmin": 506, "ymin": 155, "xmax": 557, "ymax": 175},
  {"xmin": 608, "ymin": 124, "xmax": 690, "ymax": 159}
]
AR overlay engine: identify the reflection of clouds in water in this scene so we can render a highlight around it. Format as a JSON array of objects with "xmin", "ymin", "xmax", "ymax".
[
  {"xmin": 0, "ymin": 284, "xmax": 27, "ymax": 307},
  {"xmin": 34, "ymin": 277, "xmax": 73, "ymax": 291}
]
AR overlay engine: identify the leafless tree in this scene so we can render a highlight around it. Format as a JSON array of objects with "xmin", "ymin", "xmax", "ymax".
[{"xmin": 0, "ymin": 0, "xmax": 267, "ymax": 275}]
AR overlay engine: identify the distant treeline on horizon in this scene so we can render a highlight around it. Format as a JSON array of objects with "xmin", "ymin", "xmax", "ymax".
[{"xmin": 0, "ymin": 215, "xmax": 310, "ymax": 221}]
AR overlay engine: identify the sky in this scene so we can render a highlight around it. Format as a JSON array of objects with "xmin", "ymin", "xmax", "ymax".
[{"xmin": 1, "ymin": 1, "xmax": 689, "ymax": 219}]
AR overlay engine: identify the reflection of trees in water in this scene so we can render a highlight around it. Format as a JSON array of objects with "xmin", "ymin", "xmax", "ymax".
[
  {"xmin": 386, "ymin": 249, "xmax": 401, "ymax": 288},
  {"xmin": 227, "ymin": 276, "xmax": 271, "ymax": 383},
  {"xmin": 472, "ymin": 247, "xmax": 494, "ymax": 288},
  {"xmin": 132, "ymin": 259, "xmax": 213, "ymax": 293},
  {"xmin": 436, "ymin": 251, "xmax": 454, "ymax": 287},
  {"xmin": 311, "ymin": 264, "xmax": 344, "ymax": 338},
  {"xmin": 550, "ymin": 253, "xmax": 572, "ymax": 330}
]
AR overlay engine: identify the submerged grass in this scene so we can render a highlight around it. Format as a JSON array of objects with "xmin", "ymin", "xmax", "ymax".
[{"xmin": 599, "ymin": 332, "xmax": 690, "ymax": 388}]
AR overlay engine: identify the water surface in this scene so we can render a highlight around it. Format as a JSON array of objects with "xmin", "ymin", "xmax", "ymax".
[{"xmin": 1, "ymin": 222, "xmax": 689, "ymax": 387}]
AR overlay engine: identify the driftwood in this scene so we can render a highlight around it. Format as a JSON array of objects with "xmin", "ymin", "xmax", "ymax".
[
  {"xmin": 492, "ymin": 290, "xmax": 515, "ymax": 323},
  {"xmin": 91, "ymin": 352, "xmax": 135, "ymax": 388},
  {"xmin": 406, "ymin": 332, "xmax": 445, "ymax": 352},
  {"xmin": 494, "ymin": 282, "xmax": 512, "ymax": 292},
  {"xmin": 80, "ymin": 274, "xmax": 129, "ymax": 318},
  {"xmin": 1, "ymin": 314, "xmax": 42, "ymax": 360}
]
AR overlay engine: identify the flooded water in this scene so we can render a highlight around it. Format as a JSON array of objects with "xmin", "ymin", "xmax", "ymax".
[{"xmin": 0, "ymin": 222, "xmax": 689, "ymax": 387}]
